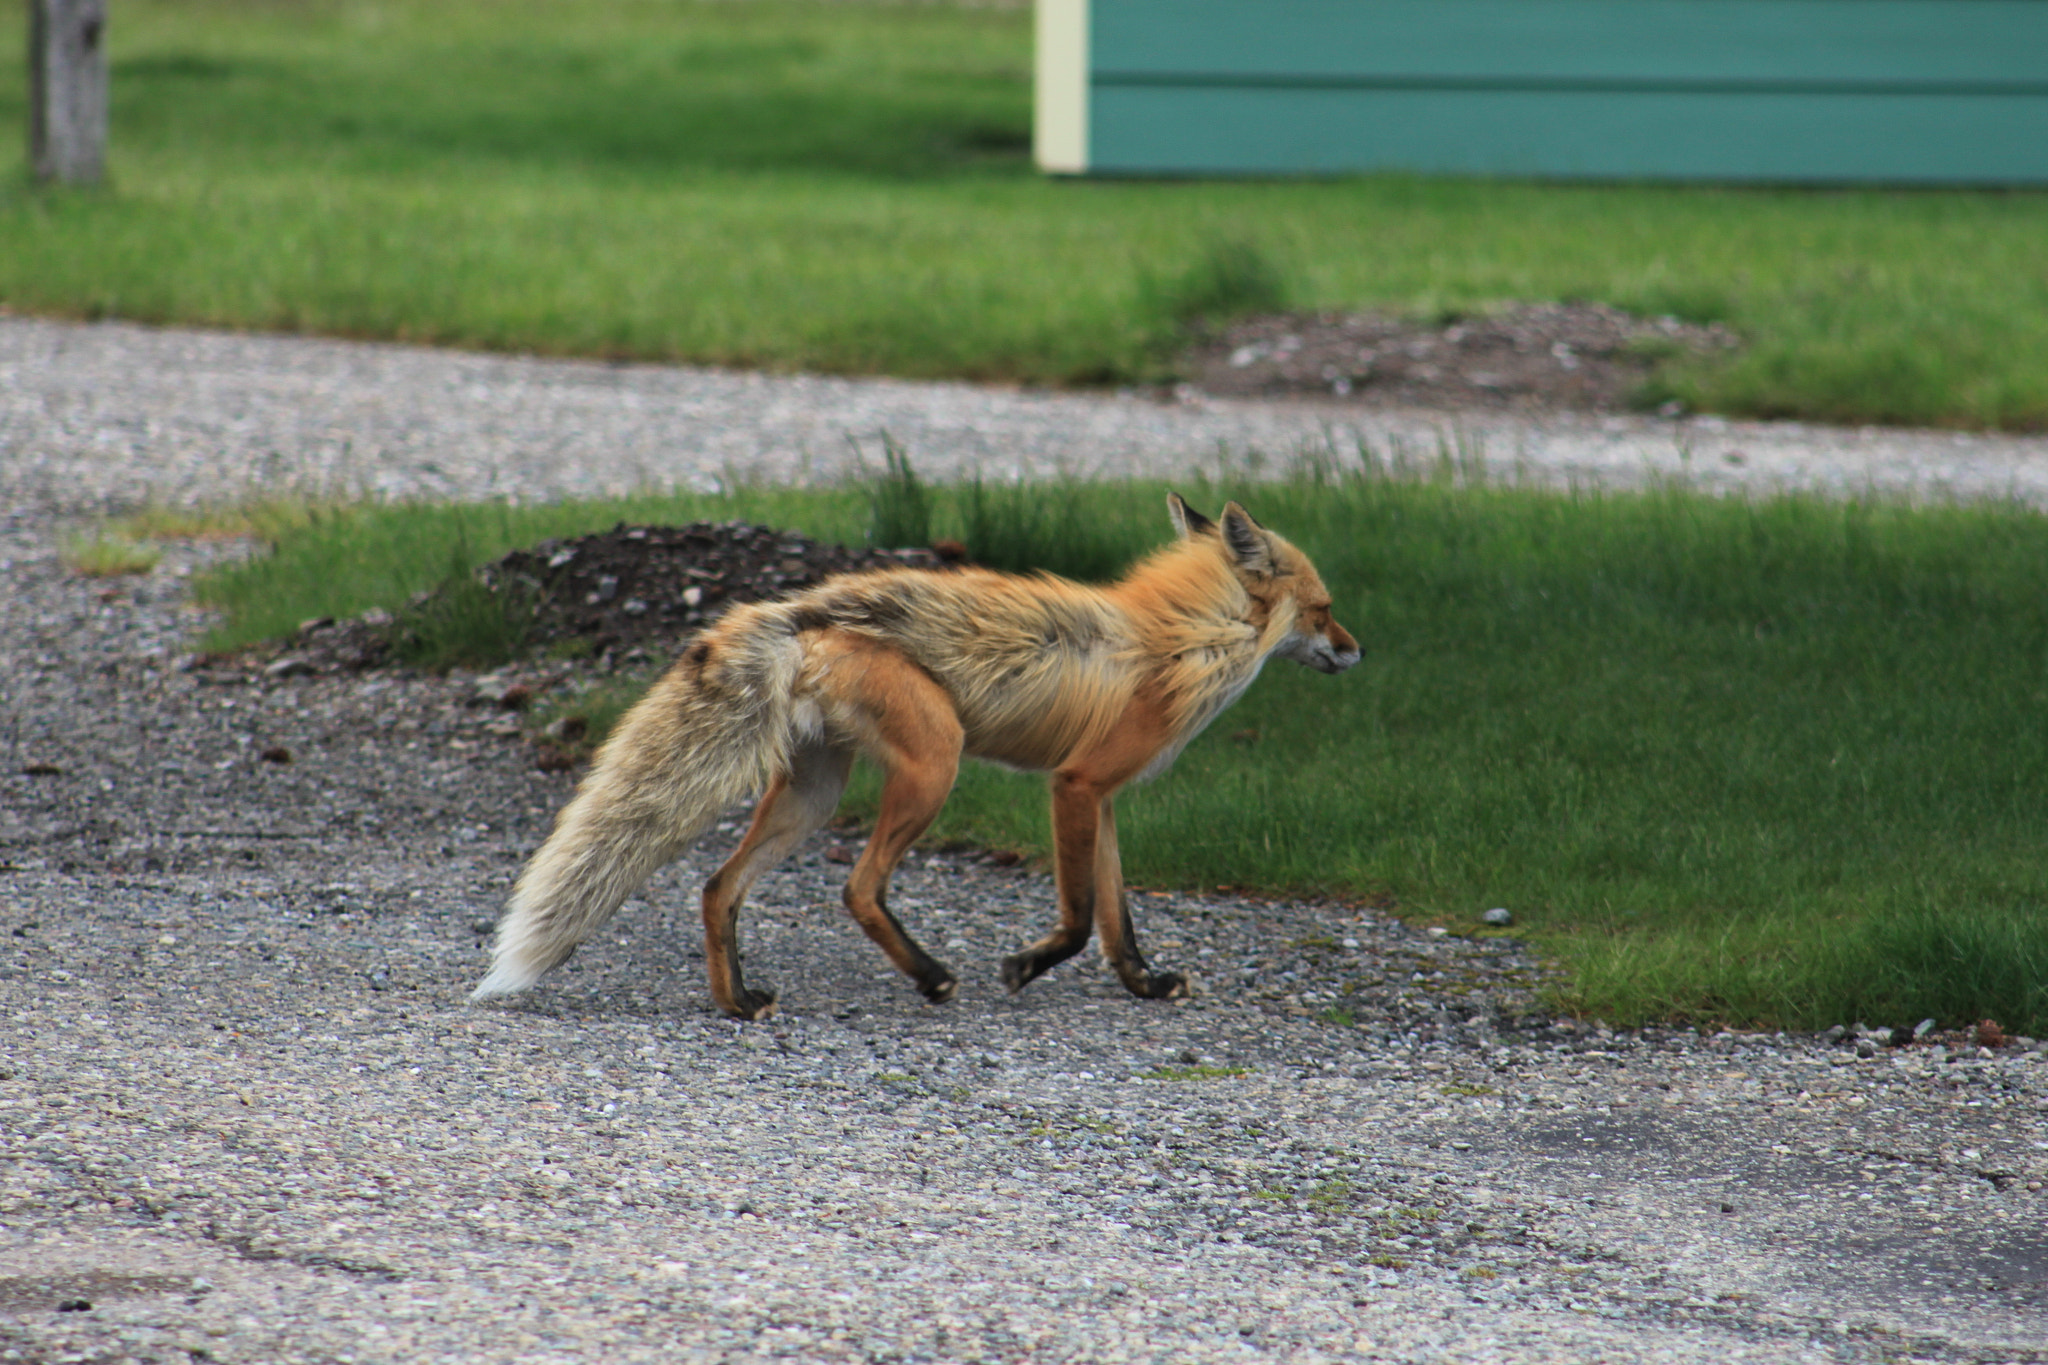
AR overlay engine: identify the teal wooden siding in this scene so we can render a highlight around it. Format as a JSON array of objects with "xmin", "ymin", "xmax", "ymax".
[{"xmin": 1059, "ymin": 0, "xmax": 2048, "ymax": 182}]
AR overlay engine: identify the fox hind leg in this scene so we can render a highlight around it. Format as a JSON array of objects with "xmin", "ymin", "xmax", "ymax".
[
  {"xmin": 832, "ymin": 642, "xmax": 963, "ymax": 1004},
  {"xmin": 701, "ymin": 739, "xmax": 854, "ymax": 1019}
]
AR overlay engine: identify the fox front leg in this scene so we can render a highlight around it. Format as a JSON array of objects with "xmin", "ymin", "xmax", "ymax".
[
  {"xmin": 1090, "ymin": 797, "xmax": 1187, "ymax": 1000},
  {"xmin": 1000, "ymin": 767, "xmax": 1101, "ymax": 993},
  {"xmin": 1007, "ymin": 753, "xmax": 1184, "ymax": 1001}
]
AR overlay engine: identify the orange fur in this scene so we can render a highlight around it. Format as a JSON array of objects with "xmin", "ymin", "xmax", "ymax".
[{"xmin": 473, "ymin": 495, "xmax": 1359, "ymax": 1018}]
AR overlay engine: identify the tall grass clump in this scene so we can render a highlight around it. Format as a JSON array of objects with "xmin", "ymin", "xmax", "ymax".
[
  {"xmin": 865, "ymin": 449, "xmax": 1154, "ymax": 581},
  {"xmin": 952, "ymin": 476, "xmax": 1144, "ymax": 583},
  {"xmin": 390, "ymin": 540, "xmax": 537, "ymax": 671},
  {"xmin": 865, "ymin": 436, "xmax": 932, "ymax": 550}
]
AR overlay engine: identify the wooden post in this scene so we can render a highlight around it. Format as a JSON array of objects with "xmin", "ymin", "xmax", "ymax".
[
  {"xmin": 1034, "ymin": 0, "xmax": 1089, "ymax": 174},
  {"xmin": 30, "ymin": 0, "xmax": 109, "ymax": 185}
]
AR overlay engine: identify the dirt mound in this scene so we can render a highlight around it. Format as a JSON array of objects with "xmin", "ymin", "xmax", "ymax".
[
  {"xmin": 485, "ymin": 520, "xmax": 950, "ymax": 663},
  {"xmin": 275, "ymin": 522, "xmax": 952, "ymax": 676},
  {"xmin": 1181, "ymin": 302, "xmax": 1738, "ymax": 414}
]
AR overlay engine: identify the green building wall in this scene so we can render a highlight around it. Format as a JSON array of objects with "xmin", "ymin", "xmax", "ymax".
[{"xmin": 1036, "ymin": 0, "xmax": 2048, "ymax": 182}]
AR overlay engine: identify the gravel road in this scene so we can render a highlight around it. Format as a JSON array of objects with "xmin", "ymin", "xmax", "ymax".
[
  {"xmin": 3, "ymin": 317, "xmax": 2046, "ymax": 1364},
  {"xmin": 9, "ymin": 315, "xmax": 2048, "ymax": 513}
]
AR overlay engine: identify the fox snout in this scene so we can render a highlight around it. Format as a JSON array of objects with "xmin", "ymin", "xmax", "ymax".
[
  {"xmin": 1312, "ymin": 644, "xmax": 1361, "ymax": 674},
  {"xmin": 1309, "ymin": 636, "xmax": 1362, "ymax": 674},
  {"xmin": 1280, "ymin": 618, "xmax": 1361, "ymax": 673},
  {"xmin": 1323, "ymin": 621, "xmax": 1361, "ymax": 672}
]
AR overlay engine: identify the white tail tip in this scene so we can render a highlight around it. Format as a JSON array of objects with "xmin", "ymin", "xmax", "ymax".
[{"xmin": 470, "ymin": 958, "xmax": 541, "ymax": 1001}]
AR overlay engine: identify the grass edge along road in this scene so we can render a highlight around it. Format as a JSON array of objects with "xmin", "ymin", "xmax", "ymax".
[
  {"xmin": 173, "ymin": 460, "xmax": 2048, "ymax": 1038},
  {"xmin": 1, "ymin": 0, "xmax": 2046, "ymax": 430}
]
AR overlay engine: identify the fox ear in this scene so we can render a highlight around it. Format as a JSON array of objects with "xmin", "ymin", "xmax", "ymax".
[
  {"xmin": 1167, "ymin": 492, "xmax": 1215, "ymax": 539},
  {"xmin": 1218, "ymin": 502, "xmax": 1276, "ymax": 574}
]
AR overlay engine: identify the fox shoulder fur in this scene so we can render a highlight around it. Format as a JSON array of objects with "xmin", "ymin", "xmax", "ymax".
[{"xmin": 473, "ymin": 494, "xmax": 1359, "ymax": 1019}]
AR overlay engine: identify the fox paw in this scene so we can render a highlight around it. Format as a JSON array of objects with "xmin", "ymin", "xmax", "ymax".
[
  {"xmin": 919, "ymin": 975, "xmax": 959, "ymax": 1005},
  {"xmin": 998, "ymin": 953, "xmax": 1038, "ymax": 995},
  {"xmin": 723, "ymin": 988, "xmax": 778, "ymax": 1021},
  {"xmin": 1134, "ymin": 970, "xmax": 1189, "ymax": 1000}
]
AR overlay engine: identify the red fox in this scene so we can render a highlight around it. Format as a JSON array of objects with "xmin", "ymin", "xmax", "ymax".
[{"xmin": 472, "ymin": 495, "xmax": 1359, "ymax": 1019}]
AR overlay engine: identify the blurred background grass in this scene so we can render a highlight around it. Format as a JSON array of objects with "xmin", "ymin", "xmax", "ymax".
[{"xmin": 1, "ymin": 0, "xmax": 2044, "ymax": 427}]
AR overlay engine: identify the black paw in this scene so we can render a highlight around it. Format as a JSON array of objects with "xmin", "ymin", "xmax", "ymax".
[
  {"xmin": 999, "ymin": 952, "xmax": 1040, "ymax": 995},
  {"xmin": 724, "ymin": 988, "xmax": 778, "ymax": 1021},
  {"xmin": 1132, "ymin": 970, "xmax": 1188, "ymax": 1000},
  {"xmin": 919, "ymin": 974, "xmax": 959, "ymax": 1005}
]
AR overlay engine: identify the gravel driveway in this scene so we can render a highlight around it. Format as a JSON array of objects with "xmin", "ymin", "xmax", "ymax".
[
  {"xmin": 10, "ymin": 315, "xmax": 2048, "ymax": 512},
  {"xmin": 3, "ymin": 317, "xmax": 2046, "ymax": 1364}
]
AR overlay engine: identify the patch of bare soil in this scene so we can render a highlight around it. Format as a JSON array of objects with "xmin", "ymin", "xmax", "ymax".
[{"xmin": 1181, "ymin": 302, "xmax": 1739, "ymax": 414}]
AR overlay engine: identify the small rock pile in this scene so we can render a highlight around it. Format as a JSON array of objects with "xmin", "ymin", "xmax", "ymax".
[{"xmin": 1820, "ymin": 1017, "xmax": 2039, "ymax": 1060}]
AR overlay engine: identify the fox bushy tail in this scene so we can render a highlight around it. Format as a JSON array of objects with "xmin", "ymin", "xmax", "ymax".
[{"xmin": 471, "ymin": 622, "xmax": 804, "ymax": 999}]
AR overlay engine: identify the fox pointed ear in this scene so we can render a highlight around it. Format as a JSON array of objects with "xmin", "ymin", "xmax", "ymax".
[
  {"xmin": 1218, "ymin": 502, "xmax": 1276, "ymax": 574},
  {"xmin": 1167, "ymin": 492, "xmax": 1215, "ymax": 539}
]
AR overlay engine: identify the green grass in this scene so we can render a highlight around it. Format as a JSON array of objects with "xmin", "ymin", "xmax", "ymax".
[
  {"xmin": 0, "ymin": 0, "xmax": 2045, "ymax": 427},
  {"xmin": 60, "ymin": 531, "xmax": 162, "ymax": 577},
  {"xmin": 1144, "ymin": 1066, "xmax": 1252, "ymax": 1082},
  {"xmin": 864, "ymin": 436, "xmax": 935, "ymax": 552},
  {"xmin": 389, "ymin": 538, "xmax": 540, "ymax": 671},
  {"xmin": 183, "ymin": 461, "xmax": 2048, "ymax": 1035}
]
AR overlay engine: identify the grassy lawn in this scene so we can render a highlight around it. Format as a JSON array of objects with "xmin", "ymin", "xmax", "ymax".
[
  {"xmin": 0, "ymin": 0, "xmax": 2044, "ymax": 428},
  {"xmin": 187, "ymin": 467, "xmax": 2048, "ymax": 1036}
]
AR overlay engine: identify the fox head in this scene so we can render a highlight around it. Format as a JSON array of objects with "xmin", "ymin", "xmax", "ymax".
[{"xmin": 1168, "ymin": 494, "xmax": 1362, "ymax": 675}]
